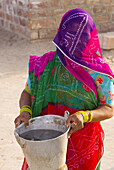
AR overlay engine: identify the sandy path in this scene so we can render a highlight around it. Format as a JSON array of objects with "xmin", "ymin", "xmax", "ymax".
[{"xmin": 0, "ymin": 28, "xmax": 114, "ymax": 170}]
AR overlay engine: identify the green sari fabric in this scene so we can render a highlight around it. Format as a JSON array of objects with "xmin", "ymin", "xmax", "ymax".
[{"xmin": 30, "ymin": 53, "xmax": 98, "ymax": 117}]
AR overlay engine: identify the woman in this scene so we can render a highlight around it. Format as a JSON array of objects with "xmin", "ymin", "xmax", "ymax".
[{"xmin": 14, "ymin": 9, "xmax": 114, "ymax": 170}]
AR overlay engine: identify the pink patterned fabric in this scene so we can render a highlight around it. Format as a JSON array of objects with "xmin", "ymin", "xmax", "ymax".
[{"xmin": 29, "ymin": 51, "xmax": 55, "ymax": 81}]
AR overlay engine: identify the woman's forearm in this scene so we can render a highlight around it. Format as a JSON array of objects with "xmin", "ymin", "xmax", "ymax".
[
  {"xmin": 67, "ymin": 104, "xmax": 114, "ymax": 137},
  {"xmin": 19, "ymin": 89, "xmax": 31, "ymax": 108},
  {"xmin": 14, "ymin": 90, "xmax": 32, "ymax": 128},
  {"xmin": 90, "ymin": 104, "xmax": 114, "ymax": 122}
]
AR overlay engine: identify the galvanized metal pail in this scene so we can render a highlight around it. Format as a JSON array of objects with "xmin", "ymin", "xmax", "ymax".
[{"xmin": 14, "ymin": 115, "xmax": 70, "ymax": 170}]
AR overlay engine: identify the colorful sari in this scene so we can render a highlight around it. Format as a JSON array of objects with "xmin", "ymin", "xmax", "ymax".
[{"xmin": 22, "ymin": 8, "xmax": 114, "ymax": 170}]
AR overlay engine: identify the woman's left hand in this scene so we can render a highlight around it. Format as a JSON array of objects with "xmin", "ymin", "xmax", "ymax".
[{"xmin": 66, "ymin": 112, "xmax": 84, "ymax": 138}]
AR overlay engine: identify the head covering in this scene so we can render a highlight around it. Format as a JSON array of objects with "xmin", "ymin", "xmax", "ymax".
[{"xmin": 53, "ymin": 8, "xmax": 114, "ymax": 79}]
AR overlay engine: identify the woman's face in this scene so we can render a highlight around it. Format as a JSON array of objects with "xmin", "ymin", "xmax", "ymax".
[{"xmin": 59, "ymin": 13, "xmax": 91, "ymax": 59}]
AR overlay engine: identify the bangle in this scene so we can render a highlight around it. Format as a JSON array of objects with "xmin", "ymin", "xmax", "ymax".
[
  {"xmin": 76, "ymin": 111, "xmax": 89, "ymax": 123},
  {"xmin": 20, "ymin": 107, "xmax": 32, "ymax": 118},
  {"xmin": 21, "ymin": 105, "xmax": 32, "ymax": 110},
  {"xmin": 87, "ymin": 110, "xmax": 93, "ymax": 123}
]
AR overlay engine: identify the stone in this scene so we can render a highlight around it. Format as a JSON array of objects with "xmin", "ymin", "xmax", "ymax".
[
  {"xmin": 55, "ymin": 15, "xmax": 63, "ymax": 28},
  {"xmin": 4, "ymin": 21, "xmax": 9, "ymax": 28},
  {"xmin": 39, "ymin": 28, "xmax": 57, "ymax": 39},
  {"xmin": 14, "ymin": 16, "xmax": 19, "ymax": 24},
  {"xmin": 0, "ymin": 19, "xmax": 3, "ymax": 27},
  {"xmin": 108, "ymin": 5, "xmax": 114, "ymax": 13},
  {"xmin": 95, "ymin": 14, "xmax": 109, "ymax": 23},
  {"xmin": 28, "ymin": 2, "xmax": 48, "ymax": 9},
  {"xmin": 49, "ymin": 0, "xmax": 61, "ymax": 8},
  {"xmin": 13, "ymin": 7, "xmax": 17, "ymax": 15},
  {"xmin": 6, "ymin": 14, "xmax": 12, "ymax": 21},
  {"xmin": 61, "ymin": 0, "xmax": 71, "ymax": 7},
  {"xmin": 72, "ymin": 0, "xmax": 85, "ymax": 5},
  {"xmin": 0, "ymin": 12, "xmax": 3, "ymax": 18},
  {"xmin": 29, "ymin": 18, "xmax": 56, "ymax": 30},
  {"xmin": 93, "ymin": 6, "xmax": 106, "ymax": 14},
  {"xmin": 18, "ymin": 1, "xmax": 24, "ymax": 7},
  {"xmin": 17, "ymin": 8, "xmax": 23, "ymax": 16},
  {"xmin": 16, "ymin": 25, "xmax": 25, "ymax": 35},
  {"xmin": 112, "ymin": 14, "xmax": 114, "ymax": 21},
  {"xmin": 20, "ymin": 18, "xmax": 27, "ymax": 27},
  {"xmin": 30, "ymin": 30, "xmax": 38, "ymax": 40},
  {"xmin": 18, "ymin": 0, "xmax": 28, "ymax": 7},
  {"xmin": 37, "ymin": 9, "xmax": 53, "ymax": 17},
  {"xmin": 37, "ymin": 1, "xmax": 48, "ymax": 8},
  {"xmin": 53, "ymin": 9, "xmax": 65, "ymax": 16},
  {"xmin": 102, "ymin": 0, "xmax": 112, "ymax": 4},
  {"xmin": 10, "ymin": 23, "xmax": 15, "ymax": 31},
  {"xmin": 0, "ymin": 3, "xmax": 2, "ymax": 9},
  {"xmin": 23, "ymin": 11, "xmax": 31, "ymax": 18},
  {"xmin": 99, "ymin": 32, "xmax": 114, "ymax": 49},
  {"xmin": 100, "ymin": 23, "xmax": 114, "ymax": 32},
  {"xmin": 87, "ymin": 0, "xmax": 100, "ymax": 4}
]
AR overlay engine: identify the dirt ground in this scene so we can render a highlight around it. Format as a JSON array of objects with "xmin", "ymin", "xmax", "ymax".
[{"xmin": 0, "ymin": 28, "xmax": 114, "ymax": 170}]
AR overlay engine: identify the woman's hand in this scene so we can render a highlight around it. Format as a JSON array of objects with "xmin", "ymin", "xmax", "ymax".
[
  {"xmin": 14, "ymin": 111, "xmax": 31, "ymax": 128},
  {"xmin": 66, "ymin": 112, "xmax": 84, "ymax": 138},
  {"xmin": 14, "ymin": 89, "xmax": 32, "ymax": 128}
]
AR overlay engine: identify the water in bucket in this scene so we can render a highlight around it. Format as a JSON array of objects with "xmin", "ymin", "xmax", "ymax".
[{"xmin": 19, "ymin": 129, "xmax": 63, "ymax": 141}]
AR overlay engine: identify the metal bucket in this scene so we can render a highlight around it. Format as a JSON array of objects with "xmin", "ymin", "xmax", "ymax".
[{"xmin": 14, "ymin": 114, "xmax": 70, "ymax": 170}]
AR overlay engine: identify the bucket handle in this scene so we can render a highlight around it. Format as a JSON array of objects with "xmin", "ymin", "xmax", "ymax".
[
  {"xmin": 64, "ymin": 110, "xmax": 71, "ymax": 138},
  {"xmin": 64, "ymin": 110, "xmax": 70, "ymax": 120}
]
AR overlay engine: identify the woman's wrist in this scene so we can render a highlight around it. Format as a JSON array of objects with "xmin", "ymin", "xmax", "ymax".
[
  {"xmin": 86, "ymin": 110, "xmax": 93, "ymax": 122},
  {"xmin": 20, "ymin": 105, "xmax": 32, "ymax": 118},
  {"xmin": 76, "ymin": 110, "xmax": 93, "ymax": 123}
]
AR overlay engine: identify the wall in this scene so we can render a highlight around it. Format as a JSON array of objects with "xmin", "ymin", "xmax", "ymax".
[
  {"xmin": 0, "ymin": 0, "xmax": 29, "ymax": 37},
  {"xmin": 0, "ymin": 0, "xmax": 114, "ymax": 40}
]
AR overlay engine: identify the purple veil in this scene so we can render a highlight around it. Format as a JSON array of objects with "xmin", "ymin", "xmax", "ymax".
[{"xmin": 53, "ymin": 8, "xmax": 114, "ymax": 97}]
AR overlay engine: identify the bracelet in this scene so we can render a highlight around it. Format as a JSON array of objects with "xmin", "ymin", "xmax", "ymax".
[
  {"xmin": 20, "ymin": 107, "xmax": 32, "ymax": 118},
  {"xmin": 21, "ymin": 105, "xmax": 32, "ymax": 110},
  {"xmin": 87, "ymin": 110, "xmax": 93, "ymax": 123},
  {"xmin": 76, "ymin": 111, "xmax": 89, "ymax": 123}
]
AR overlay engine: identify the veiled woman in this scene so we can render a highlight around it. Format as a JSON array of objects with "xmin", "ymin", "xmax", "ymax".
[{"xmin": 15, "ymin": 8, "xmax": 114, "ymax": 170}]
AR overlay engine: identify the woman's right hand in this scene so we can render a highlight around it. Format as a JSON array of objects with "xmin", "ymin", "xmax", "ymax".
[{"xmin": 14, "ymin": 111, "xmax": 31, "ymax": 128}]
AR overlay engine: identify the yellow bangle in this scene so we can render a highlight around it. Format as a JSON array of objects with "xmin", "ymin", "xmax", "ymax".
[
  {"xmin": 21, "ymin": 105, "xmax": 32, "ymax": 110},
  {"xmin": 20, "ymin": 108, "xmax": 32, "ymax": 118},
  {"xmin": 76, "ymin": 111, "xmax": 89, "ymax": 123},
  {"xmin": 87, "ymin": 110, "xmax": 93, "ymax": 123}
]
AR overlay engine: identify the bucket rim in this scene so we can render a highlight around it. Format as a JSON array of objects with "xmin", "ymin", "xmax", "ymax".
[{"xmin": 14, "ymin": 115, "xmax": 70, "ymax": 143}]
